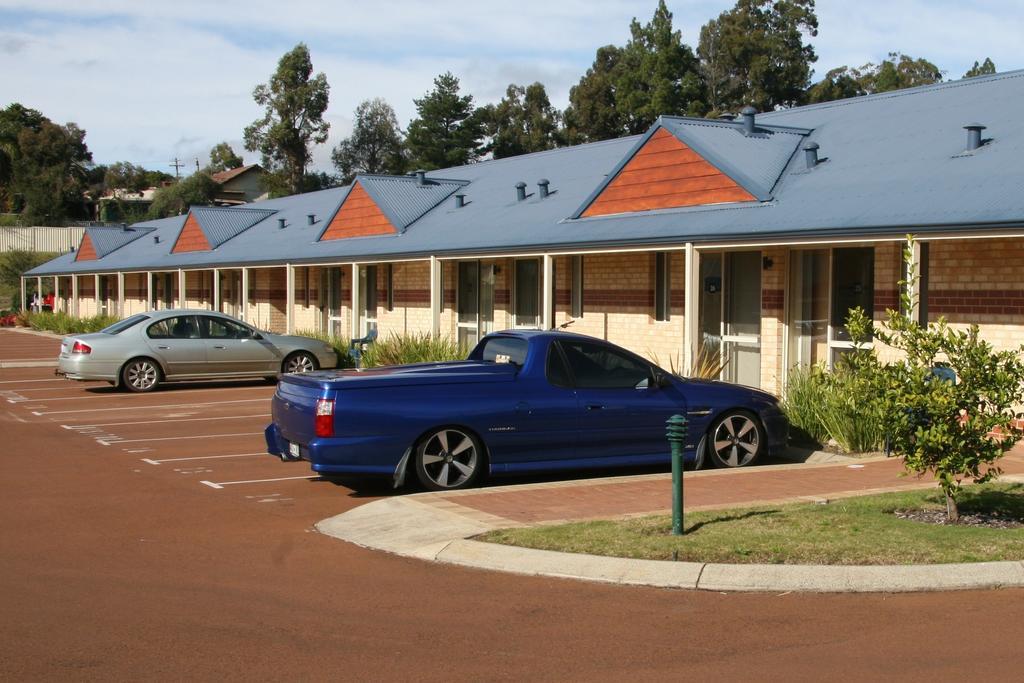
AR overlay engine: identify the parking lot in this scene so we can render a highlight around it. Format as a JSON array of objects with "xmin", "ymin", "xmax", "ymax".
[{"xmin": 6, "ymin": 327, "xmax": 1024, "ymax": 680}]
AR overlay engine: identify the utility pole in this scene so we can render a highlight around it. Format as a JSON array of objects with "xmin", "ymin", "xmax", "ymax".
[
  {"xmin": 169, "ymin": 158, "xmax": 184, "ymax": 178},
  {"xmin": 194, "ymin": 158, "xmax": 200, "ymax": 173}
]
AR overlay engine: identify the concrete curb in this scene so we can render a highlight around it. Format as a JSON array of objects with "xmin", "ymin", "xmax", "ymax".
[
  {"xmin": 316, "ymin": 489, "xmax": 1024, "ymax": 594},
  {"xmin": 0, "ymin": 360, "xmax": 57, "ymax": 368}
]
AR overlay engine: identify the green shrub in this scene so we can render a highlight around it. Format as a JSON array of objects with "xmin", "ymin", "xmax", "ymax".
[
  {"xmin": 782, "ymin": 365, "xmax": 830, "ymax": 445},
  {"xmin": 26, "ymin": 311, "xmax": 119, "ymax": 335},
  {"xmin": 294, "ymin": 329, "xmax": 354, "ymax": 369},
  {"xmin": 359, "ymin": 332, "xmax": 464, "ymax": 368}
]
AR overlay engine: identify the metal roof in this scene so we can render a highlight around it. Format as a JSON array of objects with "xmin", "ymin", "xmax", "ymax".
[
  {"xmin": 83, "ymin": 225, "xmax": 155, "ymax": 258},
  {"xmin": 357, "ymin": 174, "xmax": 467, "ymax": 232},
  {"xmin": 188, "ymin": 206, "xmax": 277, "ymax": 248},
  {"xmin": 26, "ymin": 69, "xmax": 1024, "ymax": 276}
]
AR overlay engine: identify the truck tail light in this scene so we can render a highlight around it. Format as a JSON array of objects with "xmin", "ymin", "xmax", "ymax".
[
  {"xmin": 71, "ymin": 340, "xmax": 91, "ymax": 354},
  {"xmin": 315, "ymin": 398, "xmax": 334, "ymax": 437}
]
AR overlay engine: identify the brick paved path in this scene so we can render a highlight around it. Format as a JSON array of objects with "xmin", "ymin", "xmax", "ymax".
[{"xmin": 432, "ymin": 449, "xmax": 1024, "ymax": 526}]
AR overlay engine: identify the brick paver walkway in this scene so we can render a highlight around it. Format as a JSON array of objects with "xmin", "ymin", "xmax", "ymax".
[{"xmin": 431, "ymin": 448, "xmax": 1024, "ymax": 526}]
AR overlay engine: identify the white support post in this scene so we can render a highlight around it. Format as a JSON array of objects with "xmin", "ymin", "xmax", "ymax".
[
  {"xmin": 350, "ymin": 263, "xmax": 360, "ymax": 339},
  {"xmin": 53, "ymin": 276, "xmax": 60, "ymax": 312},
  {"xmin": 177, "ymin": 269, "xmax": 185, "ymax": 309},
  {"xmin": 94, "ymin": 274, "xmax": 100, "ymax": 315},
  {"xmin": 145, "ymin": 272, "xmax": 153, "ymax": 311},
  {"xmin": 116, "ymin": 272, "xmax": 125, "ymax": 317},
  {"xmin": 429, "ymin": 256, "xmax": 440, "ymax": 336},
  {"xmin": 541, "ymin": 254, "xmax": 553, "ymax": 330},
  {"xmin": 213, "ymin": 268, "xmax": 221, "ymax": 314},
  {"xmin": 909, "ymin": 238, "xmax": 922, "ymax": 323},
  {"xmin": 285, "ymin": 264, "xmax": 295, "ymax": 334},
  {"xmin": 240, "ymin": 268, "xmax": 249, "ymax": 323},
  {"xmin": 72, "ymin": 275, "xmax": 79, "ymax": 316},
  {"xmin": 36, "ymin": 276, "xmax": 43, "ymax": 310},
  {"xmin": 20, "ymin": 276, "xmax": 27, "ymax": 312},
  {"xmin": 683, "ymin": 243, "xmax": 700, "ymax": 376}
]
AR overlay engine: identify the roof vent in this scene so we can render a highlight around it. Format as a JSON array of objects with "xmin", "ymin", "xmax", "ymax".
[
  {"xmin": 278, "ymin": 218, "xmax": 287, "ymax": 229},
  {"xmin": 803, "ymin": 141, "xmax": 820, "ymax": 169},
  {"xmin": 454, "ymin": 194, "xmax": 466, "ymax": 208},
  {"xmin": 740, "ymin": 106, "xmax": 757, "ymax": 136},
  {"xmin": 717, "ymin": 113, "xmax": 736, "ymax": 121},
  {"xmin": 537, "ymin": 179, "xmax": 552, "ymax": 198},
  {"xmin": 121, "ymin": 222, "xmax": 129, "ymax": 232},
  {"xmin": 964, "ymin": 123, "xmax": 987, "ymax": 151},
  {"xmin": 307, "ymin": 214, "xmax": 316, "ymax": 225},
  {"xmin": 415, "ymin": 169, "xmax": 427, "ymax": 186},
  {"xmin": 515, "ymin": 181, "xmax": 528, "ymax": 202},
  {"xmin": 153, "ymin": 235, "xmax": 160, "ymax": 244}
]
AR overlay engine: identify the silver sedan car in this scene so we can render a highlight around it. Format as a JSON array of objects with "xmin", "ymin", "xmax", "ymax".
[{"xmin": 57, "ymin": 309, "xmax": 339, "ymax": 392}]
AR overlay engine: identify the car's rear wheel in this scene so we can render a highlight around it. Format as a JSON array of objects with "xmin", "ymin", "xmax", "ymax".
[
  {"xmin": 121, "ymin": 357, "xmax": 161, "ymax": 393},
  {"xmin": 414, "ymin": 427, "xmax": 484, "ymax": 491},
  {"xmin": 283, "ymin": 351, "xmax": 318, "ymax": 374},
  {"xmin": 707, "ymin": 410, "xmax": 764, "ymax": 468}
]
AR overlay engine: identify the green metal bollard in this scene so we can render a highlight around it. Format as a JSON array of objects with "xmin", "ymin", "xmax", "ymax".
[{"xmin": 666, "ymin": 414, "xmax": 688, "ymax": 536}]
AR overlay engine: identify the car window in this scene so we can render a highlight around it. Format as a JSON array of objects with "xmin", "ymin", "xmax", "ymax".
[
  {"xmin": 558, "ymin": 340, "xmax": 652, "ymax": 389},
  {"xmin": 477, "ymin": 336, "xmax": 528, "ymax": 366},
  {"xmin": 203, "ymin": 316, "xmax": 254, "ymax": 340},
  {"xmin": 147, "ymin": 316, "xmax": 200, "ymax": 340},
  {"xmin": 546, "ymin": 345, "xmax": 572, "ymax": 388},
  {"xmin": 101, "ymin": 314, "xmax": 149, "ymax": 335}
]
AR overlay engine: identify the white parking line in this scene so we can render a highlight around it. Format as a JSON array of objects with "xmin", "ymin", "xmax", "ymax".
[
  {"xmin": 34, "ymin": 398, "xmax": 267, "ymax": 416},
  {"xmin": 64, "ymin": 413, "xmax": 270, "ymax": 428},
  {"xmin": 0, "ymin": 378, "xmax": 67, "ymax": 384},
  {"xmin": 200, "ymin": 474, "xmax": 317, "ymax": 489},
  {"xmin": 24, "ymin": 386, "xmax": 274, "ymax": 403},
  {"xmin": 97, "ymin": 432, "xmax": 262, "ymax": 446},
  {"xmin": 142, "ymin": 452, "xmax": 266, "ymax": 465}
]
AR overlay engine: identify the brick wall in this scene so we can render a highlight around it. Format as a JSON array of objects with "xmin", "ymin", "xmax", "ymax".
[{"xmin": 760, "ymin": 248, "xmax": 786, "ymax": 395}]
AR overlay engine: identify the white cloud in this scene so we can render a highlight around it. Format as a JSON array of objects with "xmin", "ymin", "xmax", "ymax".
[{"xmin": 1, "ymin": 0, "xmax": 1021, "ymax": 175}]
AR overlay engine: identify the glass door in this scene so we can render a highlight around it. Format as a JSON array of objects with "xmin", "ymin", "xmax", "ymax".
[
  {"xmin": 513, "ymin": 258, "xmax": 540, "ymax": 328},
  {"xmin": 787, "ymin": 249, "xmax": 829, "ymax": 368},
  {"xmin": 220, "ymin": 270, "xmax": 242, "ymax": 317},
  {"xmin": 320, "ymin": 267, "xmax": 344, "ymax": 337},
  {"xmin": 359, "ymin": 265, "xmax": 378, "ymax": 336},
  {"xmin": 457, "ymin": 261, "xmax": 495, "ymax": 349},
  {"xmin": 722, "ymin": 251, "xmax": 762, "ymax": 388}
]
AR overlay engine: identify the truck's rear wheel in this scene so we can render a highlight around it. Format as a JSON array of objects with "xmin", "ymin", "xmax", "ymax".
[{"xmin": 414, "ymin": 427, "xmax": 483, "ymax": 491}]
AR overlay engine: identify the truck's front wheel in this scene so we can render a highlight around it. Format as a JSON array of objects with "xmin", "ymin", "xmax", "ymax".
[{"xmin": 414, "ymin": 427, "xmax": 484, "ymax": 491}]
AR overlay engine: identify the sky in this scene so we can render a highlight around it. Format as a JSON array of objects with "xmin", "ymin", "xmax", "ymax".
[{"xmin": 1, "ymin": 0, "xmax": 1022, "ymax": 175}]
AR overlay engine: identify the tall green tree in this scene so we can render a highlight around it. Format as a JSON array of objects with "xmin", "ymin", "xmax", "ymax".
[
  {"xmin": 12, "ymin": 120, "xmax": 92, "ymax": 225},
  {"xmin": 964, "ymin": 58, "xmax": 996, "ymax": 78},
  {"xmin": 480, "ymin": 83, "xmax": 561, "ymax": 159},
  {"xmin": 405, "ymin": 72, "xmax": 484, "ymax": 170},
  {"xmin": 207, "ymin": 142, "xmax": 244, "ymax": 173},
  {"xmin": 0, "ymin": 104, "xmax": 47, "ymax": 212},
  {"xmin": 331, "ymin": 98, "xmax": 407, "ymax": 184},
  {"xmin": 147, "ymin": 172, "xmax": 220, "ymax": 219},
  {"xmin": 103, "ymin": 161, "xmax": 149, "ymax": 192},
  {"xmin": 806, "ymin": 66, "xmax": 868, "ymax": 103},
  {"xmin": 243, "ymin": 43, "xmax": 330, "ymax": 196},
  {"xmin": 563, "ymin": 45, "xmax": 625, "ymax": 143},
  {"xmin": 808, "ymin": 53, "xmax": 944, "ymax": 103},
  {"xmin": 697, "ymin": 0, "xmax": 819, "ymax": 114},
  {"xmin": 615, "ymin": 0, "xmax": 705, "ymax": 133}
]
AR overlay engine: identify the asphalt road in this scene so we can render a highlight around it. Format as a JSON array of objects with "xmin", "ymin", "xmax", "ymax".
[{"xmin": 2, "ymin": 328, "xmax": 1023, "ymax": 681}]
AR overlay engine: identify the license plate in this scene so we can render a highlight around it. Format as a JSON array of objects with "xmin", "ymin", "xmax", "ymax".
[{"xmin": 289, "ymin": 442, "xmax": 300, "ymax": 459}]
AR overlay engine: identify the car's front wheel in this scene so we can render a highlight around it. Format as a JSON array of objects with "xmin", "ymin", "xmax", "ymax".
[
  {"xmin": 414, "ymin": 427, "xmax": 484, "ymax": 491},
  {"xmin": 707, "ymin": 410, "xmax": 764, "ymax": 468},
  {"xmin": 121, "ymin": 357, "xmax": 161, "ymax": 393},
  {"xmin": 282, "ymin": 352, "xmax": 318, "ymax": 374}
]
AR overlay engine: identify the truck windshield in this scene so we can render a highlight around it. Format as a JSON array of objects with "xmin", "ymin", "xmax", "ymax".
[{"xmin": 476, "ymin": 337, "xmax": 528, "ymax": 366}]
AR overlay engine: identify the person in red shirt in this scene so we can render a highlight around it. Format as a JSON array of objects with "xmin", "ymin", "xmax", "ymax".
[{"xmin": 43, "ymin": 292, "xmax": 55, "ymax": 312}]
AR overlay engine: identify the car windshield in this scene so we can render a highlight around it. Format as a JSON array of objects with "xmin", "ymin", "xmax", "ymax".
[
  {"xmin": 476, "ymin": 336, "xmax": 528, "ymax": 366},
  {"xmin": 100, "ymin": 314, "xmax": 149, "ymax": 335}
]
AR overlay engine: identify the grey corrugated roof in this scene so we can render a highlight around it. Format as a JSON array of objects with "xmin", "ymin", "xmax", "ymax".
[
  {"xmin": 189, "ymin": 206, "xmax": 277, "ymax": 248},
  {"xmin": 25, "ymin": 69, "xmax": 1024, "ymax": 277},
  {"xmin": 358, "ymin": 174, "xmax": 467, "ymax": 232},
  {"xmin": 659, "ymin": 116, "xmax": 808, "ymax": 199},
  {"xmin": 84, "ymin": 225, "xmax": 155, "ymax": 258}
]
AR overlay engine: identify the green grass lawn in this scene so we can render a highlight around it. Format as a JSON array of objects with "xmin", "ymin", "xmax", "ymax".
[{"xmin": 479, "ymin": 483, "xmax": 1024, "ymax": 565}]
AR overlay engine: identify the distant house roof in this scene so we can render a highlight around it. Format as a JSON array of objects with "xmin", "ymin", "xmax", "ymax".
[
  {"xmin": 210, "ymin": 164, "xmax": 262, "ymax": 184},
  {"xmin": 26, "ymin": 69, "xmax": 1024, "ymax": 276}
]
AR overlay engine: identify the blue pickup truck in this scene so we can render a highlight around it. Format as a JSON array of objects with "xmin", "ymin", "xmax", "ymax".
[{"xmin": 265, "ymin": 330, "xmax": 788, "ymax": 490}]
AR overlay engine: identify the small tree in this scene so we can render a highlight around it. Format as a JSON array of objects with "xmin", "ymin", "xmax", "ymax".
[{"xmin": 877, "ymin": 236, "xmax": 1024, "ymax": 521}]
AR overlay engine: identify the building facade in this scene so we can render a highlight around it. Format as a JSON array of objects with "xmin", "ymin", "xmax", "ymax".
[{"xmin": 24, "ymin": 72, "xmax": 1024, "ymax": 396}]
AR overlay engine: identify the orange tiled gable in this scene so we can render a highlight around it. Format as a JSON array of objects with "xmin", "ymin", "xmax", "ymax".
[
  {"xmin": 319, "ymin": 182, "xmax": 397, "ymax": 241},
  {"xmin": 581, "ymin": 128, "xmax": 755, "ymax": 217},
  {"xmin": 172, "ymin": 212, "xmax": 213, "ymax": 253},
  {"xmin": 75, "ymin": 233, "xmax": 98, "ymax": 261}
]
